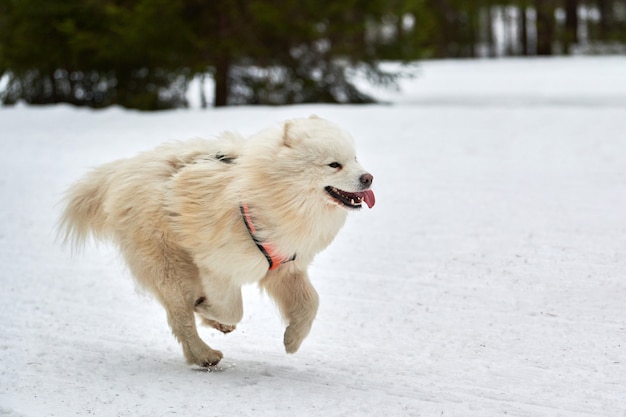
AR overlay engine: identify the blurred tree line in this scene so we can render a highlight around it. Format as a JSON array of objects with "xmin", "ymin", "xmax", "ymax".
[{"xmin": 0, "ymin": 0, "xmax": 624, "ymax": 109}]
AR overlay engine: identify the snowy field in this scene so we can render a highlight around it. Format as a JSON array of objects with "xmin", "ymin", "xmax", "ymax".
[{"xmin": 1, "ymin": 57, "xmax": 626, "ymax": 416}]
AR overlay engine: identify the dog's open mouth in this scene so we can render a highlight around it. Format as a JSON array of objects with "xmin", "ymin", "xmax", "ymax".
[{"xmin": 325, "ymin": 186, "xmax": 375, "ymax": 209}]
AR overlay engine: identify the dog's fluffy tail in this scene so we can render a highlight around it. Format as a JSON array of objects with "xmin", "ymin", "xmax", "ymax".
[{"xmin": 58, "ymin": 166, "xmax": 113, "ymax": 250}]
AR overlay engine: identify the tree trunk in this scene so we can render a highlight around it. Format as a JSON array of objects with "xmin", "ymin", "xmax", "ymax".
[
  {"xmin": 535, "ymin": 0, "xmax": 555, "ymax": 55},
  {"xmin": 521, "ymin": 6, "xmax": 529, "ymax": 56},
  {"xmin": 213, "ymin": 54, "xmax": 230, "ymax": 107},
  {"xmin": 199, "ymin": 73, "xmax": 207, "ymax": 109},
  {"xmin": 213, "ymin": 2, "xmax": 232, "ymax": 107},
  {"xmin": 564, "ymin": 0, "xmax": 579, "ymax": 54},
  {"xmin": 484, "ymin": 6, "xmax": 496, "ymax": 57},
  {"xmin": 598, "ymin": 0, "xmax": 613, "ymax": 40},
  {"xmin": 467, "ymin": 6, "xmax": 478, "ymax": 57}
]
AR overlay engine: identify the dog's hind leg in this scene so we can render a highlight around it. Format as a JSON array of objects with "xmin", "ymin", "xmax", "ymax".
[
  {"xmin": 259, "ymin": 267, "xmax": 319, "ymax": 354},
  {"xmin": 123, "ymin": 245, "xmax": 223, "ymax": 367},
  {"xmin": 159, "ymin": 284, "xmax": 224, "ymax": 367}
]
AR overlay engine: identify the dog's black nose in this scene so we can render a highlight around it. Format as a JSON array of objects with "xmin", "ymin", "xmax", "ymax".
[{"xmin": 360, "ymin": 173, "xmax": 373, "ymax": 188}]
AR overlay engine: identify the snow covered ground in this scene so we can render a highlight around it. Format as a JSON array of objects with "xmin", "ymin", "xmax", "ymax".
[{"xmin": 1, "ymin": 57, "xmax": 625, "ymax": 417}]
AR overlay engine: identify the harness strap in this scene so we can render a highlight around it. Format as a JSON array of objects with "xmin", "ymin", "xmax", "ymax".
[{"xmin": 240, "ymin": 204, "xmax": 296, "ymax": 270}]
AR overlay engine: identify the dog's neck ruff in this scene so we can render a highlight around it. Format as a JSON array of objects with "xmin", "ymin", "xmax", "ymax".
[{"xmin": 240, "ymin": 204, "xmax": 296, "ymax": 271}]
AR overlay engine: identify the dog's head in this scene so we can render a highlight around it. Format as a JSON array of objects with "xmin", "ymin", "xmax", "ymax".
[{"xmin": 279, "ymin": 115, "xmax": 375, "ymax": 210}]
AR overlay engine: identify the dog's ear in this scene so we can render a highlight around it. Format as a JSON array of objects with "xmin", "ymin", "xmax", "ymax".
[
  {"xmin": 283, "ymin": 118, "xmax": 313, "ymax": 148},
  {"xmin": 308, "ymin": 114, "xmax": 320, "ymax": 120}
]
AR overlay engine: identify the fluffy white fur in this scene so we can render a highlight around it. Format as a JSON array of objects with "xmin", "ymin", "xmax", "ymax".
[{"xmin": 60, "ymin": 116, "xmax": 374, "ymax": 367}]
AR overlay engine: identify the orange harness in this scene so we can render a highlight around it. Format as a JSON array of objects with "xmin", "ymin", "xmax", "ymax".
[{"xmin": 240, "ymin": 204, "xmax": 296, "ymax": 270}]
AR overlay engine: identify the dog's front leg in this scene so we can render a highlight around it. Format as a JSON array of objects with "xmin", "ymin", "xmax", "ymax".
[{"xmin": 260, "ymin": 267, "xmax": 319, "ymax": 353}]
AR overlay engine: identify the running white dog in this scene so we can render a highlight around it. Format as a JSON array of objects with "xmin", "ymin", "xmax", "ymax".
[{"xmin": 60, "ymin": 116, "xmax": 375, "ymax": 367}]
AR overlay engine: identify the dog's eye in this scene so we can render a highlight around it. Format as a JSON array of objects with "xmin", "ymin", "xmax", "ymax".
[{"xmin": 328, "ymin": 162, "xmax": 342, "ymax": 169}]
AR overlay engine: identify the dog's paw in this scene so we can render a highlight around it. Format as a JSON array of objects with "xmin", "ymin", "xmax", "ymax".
[
  {"xmin": 184, "ymin": 342, "xmax": 224, "ymax": 367},
  {"xmin": 214, "ymin": 322, "xmax": 237, "ymax": 334},
  {"xmin": 283, "ymin": 324, "xmax": 307, "ymax": 354},
  {"xmin": 193, "ymin": 348, "xmax": 224, "ymax": 368},
  {"xmin": 202, "ymin": 318, "xmax": 237, "ymax": 334}
]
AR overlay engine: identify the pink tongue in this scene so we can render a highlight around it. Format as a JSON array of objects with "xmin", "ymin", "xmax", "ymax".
[{"xmin": 362, "ymin": 189, "xmax": 375, "ymax": 208}]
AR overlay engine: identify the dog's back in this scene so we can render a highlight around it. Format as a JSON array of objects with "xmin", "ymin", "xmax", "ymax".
[{"xmin": 59, "ymin": 135, "xmax": 243, "ymax": 250}]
